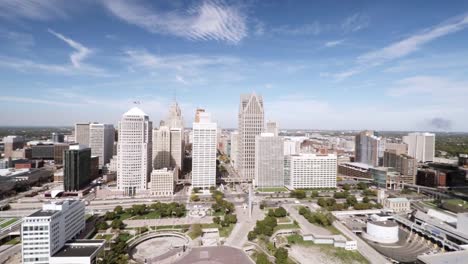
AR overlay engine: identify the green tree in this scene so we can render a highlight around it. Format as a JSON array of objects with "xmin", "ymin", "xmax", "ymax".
[
  {"xmin": 363, "ymin": 196, "xmax": 370, "ymax": 203},
  {"xmin": 357, "ymin": 182, "xmax": 368, "ymax": 190},
  {"xmin": 213, "ymin": 216, "xmax": 221, "ymax": 225},
  {"xmin": 191, "ymin": 194, "xmax": 200, "ymax": 202},
  {"xmin": 225, "ymin": 214, "xmax": 237, "ymax": 224},
  {"xmin": 290, "ymin": 190, "xmax": 306, "ymax": 199},
  {"xmin": 343, "ymin": 183, "xmax": 351, "ymax": 191},
  {"xmin": 256, "ymin": 252, "xmax": 271, "ymax": 264},
  {"xmin": 274, "ymin": 207, "xmax": 287, "ymax": 218},
  {"xmin": 248, "ymin": 231, "xmax": 258, "ymax": 241},
  {"xmin": 114, "ymin": 205, "xmax": 123, "ymax": 215},
  {"xmin": 274, "ymin": 247, "xmax": 288, "ymax": 264},
  {"xmin": 111, "ymin": 219, "xmax": 125, "ymax": 230},
  {"xmin": 96, "ymin": 221, "xmax": 109, "ymax": 230},
  {"xmin": 268, "ymin": 209, "xmax": 275, "ymax": 217},
  {"xmin": 311, "ymin": 190, "xmax": 319, "ymax": 198},
  {"xmin": 104, "ymin": 211, "xmax": 116, "ymax": 221},
  {"xmin": 346, "ymin": 195, "xmax": 358, "ymax": 206},
  {"xmin": 190, "ymin": 224, "xmax": 203, "ymax": 238}
]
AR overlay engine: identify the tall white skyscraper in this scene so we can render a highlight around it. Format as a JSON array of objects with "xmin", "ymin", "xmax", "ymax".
[
  {"xmin": 89, "ymin": 123, "xmax": 115, "ymax": 168},
  {"xmin": 117, "ymin": 107, "xmax": 152, "ymax": 196},
  {"xmin": 255, "ymin": 133, "xmax": 284, "ymax": 188},
  {"xmin": 74, "ymin": 123, "xmax": 90, "ymax": 147},
  {"xmin": 238, "ymin": 93, "xmax": 264, "ymax": 180},
  {"xmin": 152, "ymin": 121, "xmax": 171, "ymax": 169},
  {"xmin": 230, "ymin": 131, "xmax": 239, "ymax": 170},
  {"xmin": 192, "ymin": 112, "xmax": 217, "ymax": 188},
  {"xmin": 266, "ymin": 121, "xmax": 279, "ymax": 136},
  {"xmin": 167, "ymin": 101, "xmax": 184, "ymax": 129},
  {"xmin": 21, "ymin": 200, "xmax": 85, "ymax": 264},
  {"xmin": 285, "ymin": 153, "xmax": 337, "ymax": 189},
  {"xmin": 403, "ymin": 132, "xmax": 435, "ymax": 162}
]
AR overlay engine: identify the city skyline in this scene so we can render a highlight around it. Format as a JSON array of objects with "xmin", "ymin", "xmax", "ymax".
[{"xmin": 1, "ymin": 1, "xmax": 468, "ymax": 131}]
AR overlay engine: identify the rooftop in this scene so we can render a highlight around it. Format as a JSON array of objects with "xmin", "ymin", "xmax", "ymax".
[
  {"xmin": 124, "ymin": 107, "xmax": 147, "ymax": 116},
  {"xmin": 387, "ymin": 197, "xmax": 410, "ymax": 203},
  {"xmin": 418, "ymin": 249, "xmax": 468, "ymax": 264},
  {"xmin": 370, "ymin": 220, "xmax": 398, "ymax": 227},
  {"xmin": 29, "ymin": 210, "xmax": 59, "ymax": 217},
  {"xmin": 52, "ymin": 244, "xmax": 101, "ymax": 257}
]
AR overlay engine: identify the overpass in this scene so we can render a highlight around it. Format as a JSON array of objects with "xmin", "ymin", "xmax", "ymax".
[
  {"xmin": 127, "ymin": 230, "xmax": 190, "ymax": 250},
  {"xmin": 0, "ymin": 218, "xmax": 22, "ymax": 241}
]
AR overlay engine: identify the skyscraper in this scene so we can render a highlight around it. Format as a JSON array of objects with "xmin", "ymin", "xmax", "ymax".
[
  {"xmin": 403, "ymin": 132, "xmax": 435, "ymax": 162},
  {"xmin": 89, "ymin": 123, "xmax": 115, "ymax": 168},
  {"xmin": 255, "ymin": 133, "xmax": 284, "ymax": 188},
  {"xmin": 238, "ymin": 93, "xmax": 264, "ymax": 180},
  {"xmin": 117, "ymin": 107, "xmax": 152, "ymax": 196},
  {"xmin": 266, "ymin": 121, "xmax": 279, "ymax": 136},
  {"xmin": 192, "ymin": 112, "xmax": 217, "ymax": 188},
  {"xmin": 194, "ymin": 108, "xmax": 205, "ymax": 123},
  {"xmin": 63, "ymin": 145, "xmax": 91, "ymax": 192},
  {"xmin": 167, "ymin": 102, "xmax": 184, "ymax": 172},
  {"xmin": 152, "ymin": 121, "xmax": 171, "ymax": 169},
  {"xmin": 355, "ymin": 130, "xmax": 385, "ymax": 166},
  {"xmin": 74, "ymin": 123, "xmax": 90, "ymax": 147},
  {"xmin": 230, "ymin": 131, "xmax": 239, "ymax": 170},
  {"xmin": 170, "ymin": 127, "xmax": 184, "ymax": 171}
]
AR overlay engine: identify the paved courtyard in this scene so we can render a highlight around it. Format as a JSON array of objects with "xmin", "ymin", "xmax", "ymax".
[{"xmin": 174, "ymin": 246, "xmax": 254, "ymax": 264}]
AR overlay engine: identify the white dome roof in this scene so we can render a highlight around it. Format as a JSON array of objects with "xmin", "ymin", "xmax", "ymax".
[{"xmin": 124, "ymin": 107, "xmax": 147, "ymax": 116}]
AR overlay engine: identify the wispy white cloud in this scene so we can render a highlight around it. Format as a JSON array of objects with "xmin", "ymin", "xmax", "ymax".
[
  {"xmin": 0, "ymin": 0, "xmax": 68, "ymax": 21},
  {"xmin": 333, "ymin": 14, "xmax": 468, "ymax": 79},
  {"xmin": 324, "ymin": 39, "xmax": 344, "ymax": 47},
  {"xmin": 102, "ymin": 0, "xmax": 247, "ymax": 44},
  {"xmin": 342, "ymin": 13, "xmax": 369, "ymax": 32},
  {"xmin": 48, "ymin": 29, "xmax": 91, "ymax": 68},
  {"xmin": 271, "ymin": 22, "xmax": 324, "ymax": 36},
  {"xmin": 358, "ymin": 14, "xmax": 468, "ymax": 65}
]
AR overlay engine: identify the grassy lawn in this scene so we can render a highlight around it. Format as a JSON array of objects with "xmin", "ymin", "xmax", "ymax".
[
  {"xmin": 325, "ymin": 225, "xmax": 342, "ymax": 235},
  {"xmin": 131, "ymin": 211, "xmax": 187, "ymax": 220},
  {"xmin": 201, "ymin": 223, "xmax": 219, "ymax": 228},
  {"xmin": 0, "ymin": 218, "xmax": 18, "ymax": 228},
  {"xmin": 257, "ymin": 187, "xmax": 288, "ymax": 192},
  {"xmin": 0, "ymin": 237, "xmax": 21, "ymax": 246},
  {"xmin": 442, "ymin": 199, "xmax": 468, "ymax": 212},
  {"xmin": 277, "ymin": 216, "xmax": 291, "ymax": 223},
  {"xmin": 273, "ymin": 223, "xmax": 299, "ymax": 233},
  {"xmin": 94, "ymin": 234, "xmax": 113, "ymax": 241},
  {"xmin": 219, "ymin": 224, "xmax": 235, "ymax": 237},
  {"xmin": 153, "ymin": 224, "xmax": 190, "ymax": 230},
  {"xmin": 287, "ymin": 235, "xmax": 368, "ymax": 264},
  {"xmin": 118, "ymin": 213, "xmax": 133, "ymax": 220}
]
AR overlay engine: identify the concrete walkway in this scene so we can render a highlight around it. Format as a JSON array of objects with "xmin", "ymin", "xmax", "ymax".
[{"xmin": 123, "ymin": 216, "xmax": 213, "ymax": 228}]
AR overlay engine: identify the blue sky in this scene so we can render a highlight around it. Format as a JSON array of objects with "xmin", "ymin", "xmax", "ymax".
[{"xmin": 1, "ymin": 0, "xmax": 468, "ymax": 131}]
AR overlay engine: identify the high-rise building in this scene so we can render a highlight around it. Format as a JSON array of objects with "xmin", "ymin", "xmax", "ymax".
[
  {"xmin": 385, "ymin": 143, "xmax": 407, "ymax": 155},
  {"xmin": 230, "ymin": 131, "xmax": 239, "ymax": 169},
  {"xmin": 285, "ymin": 153, "xmax": 337, "ymax": 189},
  {"xmin": 3, "ymin": 135, "xmax": 24, "ymax": 159},
  {"xmin": 355, "ymin": 130, "xmax": 385, "ymax": 166},
  {"xmin": 383, "ymin": 150, "xmax": 417, "ymax": 184},
  {"xmin": 194, "ymin": 108, "xmax": 205, "ymax": 123},
  {"xmin": 64, "ymin": 145, "xmax": 91, "ymax": 192},
  {"xmin": 21, "ymin": 200, "xmax": 85, "ymax": 264},
  {"xmin": 266, "ymin": 121, "xmax": 279, "ymax": 136},
  {"xmin": 89, "ymin": 123, "xmax": 115, "ymax": 168},
  {"xmin": 170, "ymin": 128, "xmax": 184, "ymax": 171},
  {"xmin": 74, "ymin": 123, "xmax": 90, "ymax": 147},
  {"xmin": 284, "ymin": 139, "xmax": 300, "ymax": 155},
  {"xmin": 403, "ymin": 132, "xmax": 435, "ymax": 162},
  {"xmin": 152, "ymin": 121, "xmax": 171, "ymax": 169},
  {"xmin": 167, "ymin": 101, "xmax": 184, "ymax": 129},
  {"xmin": 150, "ymin": 168, "xmax": 178, "ymax": 196},
  {"xmin": 255, "ymin": 133, "xmax": 284, "ymax": 188},
  {"xmin": 53, "ymin": 143, "xmax": 69, "ymax": 165},
  {"xmin": 192, "ymin": 112, "xmax": 217, "ymax": 188},
  {"xmin": 238, "ymin": 93, "xmax": 264, "ymax": 180},
  {"xmin": 117, "ymin": 107, "xmax": 152, "ymax": 196},
  {"xmin": 51, "ymin": 133, "xmax": 65, "ymax": 143}
]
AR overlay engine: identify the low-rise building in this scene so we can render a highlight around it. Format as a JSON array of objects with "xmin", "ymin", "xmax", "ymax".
[
  {"xmin": 338, "ymin": 162, "xmax": 372, "ymax": 179},
  {"xmin": 150, "ymin": 168, "xmax": 178, "ymax": 196},
  {"xmin": 383, "ymin": 197, "xmax": 410, "ymax": 213}
]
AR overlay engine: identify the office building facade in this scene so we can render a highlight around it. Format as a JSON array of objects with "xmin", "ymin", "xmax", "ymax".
[
  {"xmin": 150, "ymin": 168, "xmax": 177, "ymax": 196},
  {"xmin": 238, "ymin": 93, "xmax": 264, "ymax": 180},
  {"xmin": 355, "ymin": 130, "xmax": 385, "ymax": 166},
  {"xmin": 230, "ymin": 131, "xmax": 239, "ymax": 170},
  {"xmin": 21, "ymin": 200, "xmax": 85, "ymax": 264},
  {"xmin": 74, "ymin": 123, "xmax": 90, "ymax": 147},
  {"xmin": 3, "ymin": 135, "xmax": 24, "ymax": 159},
  {"xmin": 285, "ymin": 153, "xmax": 337, "ymax": 189},
  {"xmin": 192, "ymin": 112, "xmax": 217, "ymax": 188},
  {"xmin": 266, "ymin": 121, "xmax": 279, "ymax": 136},
  {"xmin": 64, "ymin": 145, "xmax": 91, "ymax": 192},
  {"xmin": 89, "ymin": 123, "xmax": 115, "ymax": 168},
  {"xmin": 403, "ymin": 132, "xmax": 435, "ymax": 162},
  {"xmin": 255, "ymin": 133, "xmax": 284, "ymax": 188},
  {"xmin": 117, "ymin": 107, "xmax": 152, "ymax": 196},
  {"xmin": 152, "ymin": 122, "xmax": 171, "ymax": 169}
]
